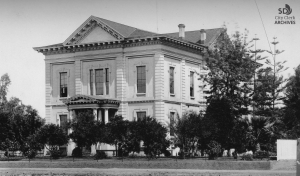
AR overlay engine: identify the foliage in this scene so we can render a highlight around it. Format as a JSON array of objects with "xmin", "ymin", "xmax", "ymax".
[
  {"xmin": 35, "ymin": 124, "xmax": 69, "ymax": 157},
  {"xmin": 69, "ymin": 110, "xmax": 97, "ymax": 153},
  {"xmin": 283, "ymin": 65, "xmax": 300, "ymax": 138},
  {"xmin": 94, "ymin": 151, "xmax": 107, "ymax": 160},
  {"xmin": 203, "ymin": 31, "xmax": 258, "ymax": 118},
  {"xmin": 0, "ymin": 73, "xmax": 11, "ymax": 103},
  {"xmin": 104, "ymin": 115, "xmax": 131, "ymax": 156},
  {"xmin": 171, "ymin": 111, "xmax": 203, "ymax": 156},
  {"xmin": 72, "ymin": 147, "xmax": 82, "ymax": 157},
  {"xmin": 206, "ymin": 140, "xmax": 221, "ymax": 160},
  {"xmin": 253, "ymin": 150, "xmax": 269, "ymax": 160},
  {"xmin": 242, "ymin": 153, "xmax": 253, "ymax": 161},
  {"xmin": 203, "ymin": 97, "xmax": 235, "ymax": 150},
  {"xmin": 137, "ymin": 116, "xmax": 170, "ymax": 158}
]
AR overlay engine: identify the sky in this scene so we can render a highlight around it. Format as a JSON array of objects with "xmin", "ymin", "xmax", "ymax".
[{"xmin": 0, "ymin": 0, "xmax": 299, "ymax": 118}]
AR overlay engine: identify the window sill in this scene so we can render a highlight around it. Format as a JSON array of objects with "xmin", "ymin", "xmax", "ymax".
[
  {"xmin": 59, "ymin": 97, "xmax": 69, "ymax": 100},
  {"xmin": 190, "ymin": 97, "xmax": 195, "ymax": 100},
  {"xmin": 136, "ymin": 93, "xmax": 146, "ymax": 97},
  {"xmin": 170, "ymin": 94, "xmax": 175, "ymax": 97}
]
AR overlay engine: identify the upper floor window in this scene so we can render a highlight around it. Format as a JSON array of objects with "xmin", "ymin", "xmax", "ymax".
[
  {"xmin": 95, "ymin": 69, "xmax": 104, "ymax": 95},
  {"xmin": 90, "ymin": 68, "xmax": 109, "ymax": 96},
  {"xmin": 90, "ymin": 70, "xmax": 94, "ymax": 95},
  {"xmin": 170, "ymin": 67, "xmax": 174, "ymax": 95},
  {"xmin": 137, "ymin": 66, "xmax": 146, "ymax": 94},
  {"xmin": 60, "ymin": 72, "xmax": 68, "ymax": 97},
  {"xmin": 190, "ymin": 71, "xmax": 194, "ymax": 97},
  {"xmin": 105, "ymin": 68, "xmax": 109, "ymax": 95}
]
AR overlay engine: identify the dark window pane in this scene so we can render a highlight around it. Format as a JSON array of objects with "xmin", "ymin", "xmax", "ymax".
[
  {"xmin": 137, "ymin": 111, "xmax": 146, "ymax": 120},
  {"xmin": 95, "ymin": 69, "xmax": 103, "ymax": 95},
  {"xmin": 170, "ymin": 112, "xmax": 175, "ymax": 136},
  {"xmin": 105, "ymin": 68, "xmax": 109, "ymax": 95},
  {"xmin": 190, "ymin": 72, "xmax": 194, "ymax": 97},
  {"xmin": 60, "ymin": 115, "xmax": 68, "ymax": 134},
  {"xmin": 90, "ymin": 70, "xmax": 93, "ymax": 95},
  {"xmin": 60, "ymin": 72, "xmax": 68, "ymax": 97},
  {"xmin": 137, "ymin": 66, "xmax": 146, "ymax": 93},
  {"xmin": 170, "ymin": 67, "xmax": 174, "ymax": 94}
]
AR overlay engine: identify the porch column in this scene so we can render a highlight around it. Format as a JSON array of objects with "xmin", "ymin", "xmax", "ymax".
[
  {"xmin": 67, "ymin": 110, "xmax": 76, "ymax": 156},
  {"xmin": 104, "ymin": 108, "xmax": 109, "ymax": 124},
  {"xmin": 93, "ymin": 108, "xmax": 98, "ymax": 121},
  {"xmin": 98, "ymin": 109, "xmax": 102, "ymax": 122}
]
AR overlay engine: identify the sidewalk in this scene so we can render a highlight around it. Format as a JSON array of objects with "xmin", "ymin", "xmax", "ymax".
[{"xmin": 0, "ymin": 168, "xmax": 296, "ymax": 176}]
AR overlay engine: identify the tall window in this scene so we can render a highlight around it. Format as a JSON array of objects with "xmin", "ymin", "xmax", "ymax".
[
  {"xmin": 60, "ymin": 72, "xmax": 68, "ymax": 97},
  {"xmin": 170, "ymin": 112, "xmax": 175, "ymax": 136},
  {"xmin": 170, "ymin": 67, "xmax": 174, "ymax": 94},
  {"xmin": 190, "ymin": 71, "xmax": 194, "ymax": 97},
  {"xmin": 59, "ymin": 115, "xmax": 68, "ymax": 134},
  {"xmin": 105, "ymin": 68, "xmax": 109, "ymax": 95},
  {"xmin": 137, "ymin": 66, "xmax": 146, "ymax": 93},
  {"xmin": 95, "ymin": 69, "xmax": 104, "ymax": 95},
  {"xmin": 90, "ymin": 70, "xmax": 93, "ymax": 95},
  {"xmin": 137, "ymin": 111, "xmax": 146, "ymax": 120}
]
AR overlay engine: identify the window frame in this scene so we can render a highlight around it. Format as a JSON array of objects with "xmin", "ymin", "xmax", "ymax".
[
  {"xmin": 190, "ymin": 71, "xmax": 195, "ymax": 98},
  {"xmin": 89, "ymin": 67, "xmax": 110, "ymax": 96},
  {"xmin": 169, "ymin": 111, "xmax": 176, "ymax": 136},
  {"xmin": 136, "ymin": 65, "xmax": 146, "ymax": 95},
  {"xmin": 169, "ymin": 67, "xmax": 175, "ymax": 96},
  {"xmin": 60, "ymin": 72, "xmax": 68, "ymax": 98}
]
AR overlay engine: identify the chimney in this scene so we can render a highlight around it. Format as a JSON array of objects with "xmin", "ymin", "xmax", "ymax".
[
  {"xmin": 178, "ymin": 24, "xmax": 185, "ymax": 39},
  {"xmin": 200, "ymin": 29, "xmax": 206, "ymax": 44}
]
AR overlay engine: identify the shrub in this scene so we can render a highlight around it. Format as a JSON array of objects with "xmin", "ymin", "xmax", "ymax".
[
  {"xmin": 50, "ymin": 149, "xmax": 62, "ymax": 159},
  {"xmin": 253, "ymin": 150, "xmax": 269, "ymax": 160},
  {"xmin": 94, "ymin": 151, "xmax": 107, "ymax": 160},
  {"xmin": 207, "ymin": 141, "xmax": 221, "ymax": 160},
  {"xmin": 72, "ymin": 147, "xmax": 82, "ymax": 157},
  {"xmin": 163, "ymin": 150, "xmax": 171, "ymax": 157},
  {"xmin": 242, "ymin": 154, "xmax": 253, "ymax": 161}
]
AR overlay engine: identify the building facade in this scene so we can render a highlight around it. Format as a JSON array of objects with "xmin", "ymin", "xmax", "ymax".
[{"xmin": 34, "ymin": 16, "xmax": 224, "ymax": 156}]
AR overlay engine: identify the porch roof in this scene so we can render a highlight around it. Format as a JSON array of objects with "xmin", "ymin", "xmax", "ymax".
[{"xmin": 63, "ymin": 94, "xmax": 120, "ymax": 106}]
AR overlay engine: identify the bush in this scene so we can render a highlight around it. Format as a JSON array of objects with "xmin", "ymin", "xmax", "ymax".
[
  {"xmin": 242, "ymin": 154, "xmax": 253, "ymax": 161},
  {"xmin": 94, "ymin": 151, "xmax": 107, "ymax": 160},
  {"xmin": 163, "ymin": 150, "xmax": 171, "ymax": 157},
  {"xmin": 50, "ymin": 149, "xmax": 62, "ymax": 159},
  {"xmin": 72, "ymin": 147, "xmax": 82, "ymax": 157},
  {"xmin": 207, "ymin": 141, "xmax": 221, "ymax": 160},
  {"xmin": 254, "ymin": 150, "xmax": 269, "ymax": 160}
]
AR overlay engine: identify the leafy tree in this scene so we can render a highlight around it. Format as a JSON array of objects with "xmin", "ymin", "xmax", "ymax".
[
  {"xmin": 69, "ymin": 110, "xmax": 97, "ymax": 156},
  {"xmin": 203, "ymin": 97, "xmax": 235, "ymax": 150},
  {"xmin": 204, "ymin": 31, "xmax": 258, "ymax": 118},
  {"xmin": 138, "ymin": 116, "xmax": 170, "ymax": 159},
  {"xmin": 104, "ymin": 115, "xmax": 130, "ymax": 156},
  {"xmin": 282, "ymin": 65, "xmax": 300, "ymax": 138},
  {"xmin": 125, "ymin": 120, "xmax": 142, "ymax": 155},
  {"xmin": 171, "ymin": 111, "xmax": 203, "ymax": 157},
  {"xmin": 35, "ymin": 124, "xmax": 69, "ymax": 158},
  {"xmin": 0, "ymin": 73, "xmax": 11, "ymax": 104}
]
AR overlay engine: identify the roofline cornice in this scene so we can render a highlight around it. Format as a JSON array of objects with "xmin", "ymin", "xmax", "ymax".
[{"xmin": 33, "ymin": 36, "xmax": 208, "ymax": 56}]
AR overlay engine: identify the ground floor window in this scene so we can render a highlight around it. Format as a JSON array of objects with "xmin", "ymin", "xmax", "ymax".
[{"xmin": 136, "ymin": 111, "xmax": 146, "ymax": 120}]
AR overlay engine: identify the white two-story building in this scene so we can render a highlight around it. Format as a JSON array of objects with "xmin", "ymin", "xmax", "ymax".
[{"xmin": 34, "ymin": 16, "xmax": 224, "ymax": 156}]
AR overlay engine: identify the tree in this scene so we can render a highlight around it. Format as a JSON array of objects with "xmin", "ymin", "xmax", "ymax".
[
  {"xmin": 0, "ymin": 73, "xmax": 11, "ymax": 104},
  {"xmin": 204, "ymin": 31, "xmax": 258, "ymax": 118},
  {"xmin": 138, "ymin": 116, "xmax": 170, "ymax": 159},
  {"xmin": 35, "ymin": 124, "xmax": 69, "ymax": 158},
  {"xmin": 282, "ymin": 65, "xmax": 300, "ymax": 138},
  {"xmin": 171, "ymin": 111, "xmax": 203, "ymax": 157},
  {"xmin": 68, "ymin": 110, "xmax": 97, "ymax": 156},
  {"xmin": 104, "ymin": 115, "xmax": 131, "ymax": 157}
]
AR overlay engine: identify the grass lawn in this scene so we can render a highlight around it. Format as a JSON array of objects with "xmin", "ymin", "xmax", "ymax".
[
  {"xmin": 0, "ymin": 157, "xmax": 296, "ymax": 176},
  {"xmin": 0, "ymin": 156, "xmax": 272, "ymax": 170}
]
